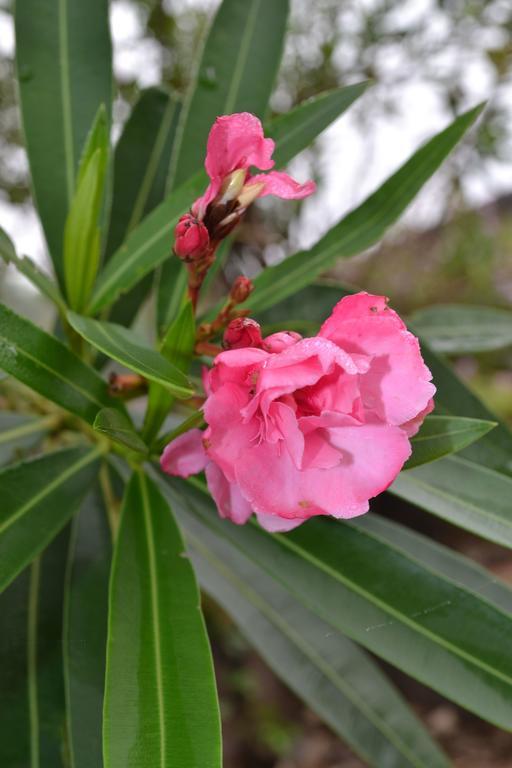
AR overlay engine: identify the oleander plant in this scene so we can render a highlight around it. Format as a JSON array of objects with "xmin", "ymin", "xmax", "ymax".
[{"xmin": 1, "ymin": 1, "xmax": 512, "ymax": 767}]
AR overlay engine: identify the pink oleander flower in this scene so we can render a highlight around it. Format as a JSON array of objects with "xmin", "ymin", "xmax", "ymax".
[
  {"xmin": 161, "ymin": 293, "xmax": 435, "ymax": 532},
  {"xmin": 192, "ymin": 112, "xmax": 316, "ymax": 220}
]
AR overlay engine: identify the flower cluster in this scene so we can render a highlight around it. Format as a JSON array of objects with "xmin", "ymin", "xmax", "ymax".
[{"xmin": 162, "ymin": 293, "xmax": 435, "ymax": 532}]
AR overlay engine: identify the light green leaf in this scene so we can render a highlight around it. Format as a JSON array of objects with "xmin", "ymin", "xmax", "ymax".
[
  {"xmin": 103, "ymin": 471, "xmax": 221, "ymax": 768},
  {"xmin": 406, "ymin": 415, "xmax": 496, "ymax": 469},
  {"xmin": 164, "ymin": 476, "xmax": 512, "ymax": 731},
  {"xmin": 64, "ymin": 485, "xmax": 111, "ymax": 768},
  {"xmin": 245, "ymin": 104, "xmax": 485, "ymax": 314},
  {"xmin": 0, "ymin": 302, "xmax": 123, "ymax": 424},
  {"xmin": 15, "ymin": 0, "xmax": 112, "ymax": 288},
  {"xmin": 0, "ymin": 529, "xmax": 71, "ymax": 767},
  {"xmin": 410, "ymin": 304, "xmax": 512, "ymax": 354},
  {"xmin": 68, "ymin": 313, "xmax": 193, "ymax": 399},
  {"xmin": 0, "ymin": 445, "xmax": 101, "ymax": 594},
  {"xmin": 94, "ymin": 408, "xmax": 148, "ymax": 455},
  {"xmin": 143, "ymin": 301, "xmax": 196, "ymax": 443},
  {"xmin": 168, "ymin": 0, "xmax": 289, "ymax": 190},
  {"xmin": 0, "ymin": 412, "xmax": 57, "ymax": 467},
  {"xmin": 182, "ymin": 505, "xmax": 450, "ymax": 768}
]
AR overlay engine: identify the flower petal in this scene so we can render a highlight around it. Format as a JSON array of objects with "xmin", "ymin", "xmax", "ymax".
[
  {"xmin": 250, "ymin": 170, "xmax": 316, "ymax": 200},
  {"xmin": 205, "ymin": 113, "xmax": 275, "ymax": 180},
  {"xmin": 205, "ymin": 462, "xmax": 252, "ymax": 525},
  {"xmin": 160, "ymin": 428, "xmax": 208, "ymax": 477}
]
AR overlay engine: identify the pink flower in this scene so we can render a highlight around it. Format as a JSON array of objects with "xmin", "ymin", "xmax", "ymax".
[
  {"xmin": 174, "ymin": 214, "xmax": 210, "ymax": 261},
  {"xmin": 192, "ymin": 113, "xmax": 316, "ymax": 219},
  {"xmin": 161, "ymin": 293, "xmax": 435, "ymax": 532}
]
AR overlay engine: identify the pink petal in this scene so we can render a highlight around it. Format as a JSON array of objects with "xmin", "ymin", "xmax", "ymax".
[
  {"xmin": 256, "ymin": 512, "xmax": 305, "ymax": 532},
  {"xmin": 205, "ymin": 113, "xmax": 275, "ymax": 180},
  {"xmin": 160, "ymin": 428, "xmax": 208, "ymax": 477},
  {"xmin": 250, "ymin": 170, "xmax": 316, "ymax": 200},
  {"xmin": 320, "ymin": 292, "xmax": 435, "ymax": 427},
  {"xmin": 205, "ymin": 462, "xmax": 252, "ymax": 525}
]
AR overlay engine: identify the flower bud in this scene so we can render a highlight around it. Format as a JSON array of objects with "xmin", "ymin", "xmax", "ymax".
[
  {"xmin": 174, "ymin": 214, "xmax": 210, "ymax": 262},
  {"xmin": 223, "ymin": 318, "xmax": 263, "ymax": 350},
  {"xmin": 230, "ymin": 276, "xmax": 254, "ymax": 304},
  {"xmin": 262, "ymin": 331, "xmax": 302, "ymax": 353}
]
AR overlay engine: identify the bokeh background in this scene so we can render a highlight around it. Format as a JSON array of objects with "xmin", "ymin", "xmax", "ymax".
[{"xmin": 1, "ymin": 1, "xmax": 512, "ymax": 765}]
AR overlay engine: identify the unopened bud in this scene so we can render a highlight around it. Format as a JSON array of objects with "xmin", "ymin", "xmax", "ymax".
[
  {"xmin": 262, "ymin": 331, "xmax": 302, "ymax": 353},
  {"xmin": 237, "ymin": 182, "xmax": 265, "ymax": 208},
  {"xmin": 219, "ymin": 169, "xmax": 246, "ymax": 203},
  {"xmin": 223, "ymin": 318, "xmax": 262, "ymax": 350},
  {"xmin": 230, "ymin": 276, "xmax": 254, "ymax": 304},
  {"xmin": 174, "ymin": 214, "xmax": 210, "ymax": 262}
]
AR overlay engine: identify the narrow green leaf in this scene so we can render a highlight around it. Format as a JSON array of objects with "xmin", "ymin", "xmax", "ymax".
[
  {"xmin": 410, "ymin": 304, "xmax": 512, "ymax": 354},
  {"xmin": 64, "ymin": 144, "xmax": 108, "ymax": 311},
  {"xmin": 0, "ymin": 412, "xmax": 57, "ymax": 467},
  {"xmin": 182, "ymin": 509, "xmax": 450, "ymax": 768},
  {"xmin": 94, "ymin": 408, "xmax": 148, "ymax": 455},
  {"xmin": 405, "ymin": 415, "xmax": 496, "ymax": 469},
  {"xmin": 245, "ymin": 104, "xmax": 485, "ymax": 314},
  {"xmin": 103, "ymin": 471, "xmax": 221, "ymax": 768},
  {"xmin": 15, "ymin": 0, "xmax": 112, "ymax": 288},
  {"xmin": 68, "ymin": 313, "xmax": 193, "ymax": 398},
  {"xmin": 64, "ymin": 486, "xmax": 111, "ymax": 768},
  {"xmin": 76, "ymin": 104, "xmax": 109, "ymax": 188},
  {"xmin": 0, "ymin": 445, "xmax": 101, "ymax": 594},
  {"xmin": 168, "ymin": 0, "xmax": 289, "ymax": 190},
  {"xmin": 143, "ymin": 301, "xmax": 196, "ymax": 443},
  {"xmin": 0, "ymin": 302, "xmax": 123, "ymax": 424},
  {"xmin": 165, "ymin": 477, "xmax": 512, "ymax": 731},
  {"xmin": 0, "ymin": 529, "xmax": 70, "ymax": 767}
]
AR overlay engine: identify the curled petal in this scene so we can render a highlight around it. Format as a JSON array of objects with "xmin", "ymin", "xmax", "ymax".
[
  {"xmin": 250, "ymin": 170, "xmax": 316, "ymax": 200},
  {"xmin": 205, "ymin": 462, "xmax": 252, "ymax": 525},
  {"xmin": 160, "ymin": 428, "xmax": 208, "ymax": 477},
  {"xmin": 205, "ymin": 113, "xmax": 275, "ymax": 180}
]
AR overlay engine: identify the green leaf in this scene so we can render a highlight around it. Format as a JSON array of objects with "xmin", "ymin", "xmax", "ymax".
[
  {"xmin": 0, "ymin": 529, "xmax": 70, "ymax": 767},
  {"xmin": 168, "ymin": 0, "xmax": 289, "ymax": 191},
  {"xmin": 0, "ymin": 412, "xmax": 57, "ymax": 467},
  {"xmin": 64, "ymin": 142, "xmax": 108, "ymax": 311},
  {"xmin": 181, "ymin": 507, "xmax": 450, "ymax": 768},
  {"xmin": 67, "ymin": 313, "xmax": 193, "ymax": 399},
  {"xmin": 0, "ymin": 445, "xmax": 101, "ymax": 594},
  {"xmin": 94, "ymin": 408, "xmax": 148, "ymax": 455},
  {"xmin": 270, "ymin": 82, "xmax": 370, "ymax": 167},
  {"xmin": 0, "ymin": 302, "xmax": 123, "ymax": 424},
  {"xmin": 143, "ymin": 301, "xmax": 196, "ymax": 443},
  {"xmin": 410, "ymin": 304, "xmax": 512, "ymax": 354},
  {"xmin": 64, "ymin": 486, "xmax": 111, "ymax": 768},
  {"xmin": 15, "ymin": 0, "xmax": 112, "ymax": 288},
  {"xmin": 392, "ymin": 455, "xmax": 512, "ymax": 548},
  {"xmin": 76, "ymin": 104, "xmax": 109, "ymax": 188},
  {"xmin": 165, "ymin": 477, "xmax": 512, "ymax": 731},
  {"xmin": 405, "ymin": 415, "xmax": 496, "ymax": 469},
  {"xmin": 245, "ymin": 104, "xmax": 485, "ymax": 314},
  {"xmin": 88, "ymin": 173, "xmax": 205, "ymax": 315},
  {"xmin": 103, "ymin": 471, "xmax": 221, "ymax": 768}
]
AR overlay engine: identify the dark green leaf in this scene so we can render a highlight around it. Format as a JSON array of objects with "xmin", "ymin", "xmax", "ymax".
[
  {"xmin": 0, "ymin": 529, "xmax": 70, "ymax": 767},
  {"xmin": 0, "ymin": 412, "xmax": 56, "ymax": 466},
  {"xmin": 15, "ymin": 0, "xmax": 112, "ymax": 288},
  {"xmin": 164, "ymin": 477, "xmax": 512, "ymax": 731},
  {"xmin": 68, "ymin": 313, "xmax": 193, "ymax": 398},
  {"xmin": 410, "ymin": 304, "xmax": 512, "ymax": 354},
  {"xmin": 168, "ymin": 0, "xmax": 289, "ymax": 190},
  {"xmin": 64, "ymin": 486, "xmax": 111, "ymax": 768},
  {"xmin": 182, "ymin": 507, "xmax": 450, "ymax": 768},
  {"xmin": 245, "ymin": 105, "xmax": 485, "ymax": 314},
  {"xmin": 94, "ymin": 408, "xmax": 148, "ymax": 454},
  {"xmin": 0, "ymin": 302, "xmax": 123, "ymax": 424},
  {"xmin": 405, "ymin": 415, "xmax": 496, "ymax": 469},
  {"xmin": 0, "ymin": 445, "xmax": 101, "ymax": 594},
  {"xmin": 103, "ymin": 471, "xmax": 221, "ymax": 768}
]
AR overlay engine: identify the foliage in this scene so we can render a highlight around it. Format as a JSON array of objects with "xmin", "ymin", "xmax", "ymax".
[{"xmin": 1, "ymin": 1, "xmax": 512, "ymax": 766}]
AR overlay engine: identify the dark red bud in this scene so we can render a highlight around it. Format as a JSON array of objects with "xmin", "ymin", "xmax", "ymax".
[
  {"xmin": 223, "ymin": 318, "xmax": 263, "ymax": 350},
  {"xmin": 229, "ymin": 276, "xmax": 254, "ymax": 304},
  {"xmin": 174, "ymin": 214, "xmax": 210, "ymax": 261}
]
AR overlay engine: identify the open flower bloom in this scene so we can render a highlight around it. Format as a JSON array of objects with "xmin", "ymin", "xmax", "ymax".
[
  {"xmin": 191, "ymin": 112, "xmax": 316, "ymax": 220},
  {"xmin": 161, "ymin": 293, "xmax": 435, "ymax": 532}
]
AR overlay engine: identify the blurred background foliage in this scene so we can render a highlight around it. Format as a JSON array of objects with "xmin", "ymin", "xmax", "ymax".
[{"xmin": 1, "ymin": 1, "xmax": 512, "ymax": 765}]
